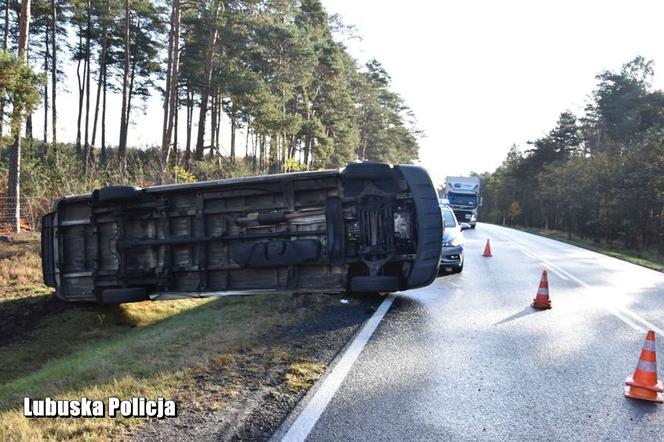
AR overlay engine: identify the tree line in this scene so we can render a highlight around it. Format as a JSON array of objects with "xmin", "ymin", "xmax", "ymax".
[
  {"xmin": 481, "ymin": 56, "xmax": 664, "ymax": 255},
  {"xmin": 0, "ymin": 0, "xmax": 420, "ymax": 232}
]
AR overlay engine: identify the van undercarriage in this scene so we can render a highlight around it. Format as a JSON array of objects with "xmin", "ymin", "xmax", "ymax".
[{"xmin": 41, "ymin": 163, "xmax": 442, "ymax": 303}]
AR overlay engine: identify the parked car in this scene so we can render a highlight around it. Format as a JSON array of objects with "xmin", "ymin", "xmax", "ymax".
[
  {"xmin": 42, "ymin": 163, "xmax": 443, "ymax": 303},
  {"xmin": 438, "ymin": 204, "xmax": 469, "ymax": 275}
]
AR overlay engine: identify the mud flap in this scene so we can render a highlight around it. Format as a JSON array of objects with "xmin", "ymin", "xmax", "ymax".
[
  {"xmin": 41, "ymin": 212, "xmax": 56, "ymax": 288},
  {"xmin": 326, "ymin": 196, "xmax": 345, "ymax": 266},
  {"xmin": 350, "ymin": 275, "xmax": 400, "ymax": 293},
  {"xmin": 101, "ymin": 288, "xmax": 148, "ymax": 304}
]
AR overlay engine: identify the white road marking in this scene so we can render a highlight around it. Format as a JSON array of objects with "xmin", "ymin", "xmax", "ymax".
[
  {"xmin": 603, "ymin": 307, "xmax": 645, "ymax": 332},
  {"xmin": 280, "ymin": 294, "xmax": 396, "ymax": 442},
  {"xmin": 487, "ymin": 225, "xmax": 663, "ymax": 334},
  {"xmin": 617, "ymin": 307, "xmax": 664, "ymax": 335},
  {"xmin": 509, "ymin": 240, "xmax": 569, "ymax": 281}
]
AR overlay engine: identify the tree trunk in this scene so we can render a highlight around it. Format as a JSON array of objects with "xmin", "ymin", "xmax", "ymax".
[
  {"xmin": 303, "ymin": 133, "xmax": 311, "ymax": 166},
  {"xmin": 251, "ymin": 128, "xmax": 257, "ymax": 172},
  {"xmin": 42, "ymin": 25, "xmax": 48, "ymax": 145},
  {"xmin": 185, "ymin": 88, "xmax": 193, "ymax": 168},
  {"xmin": 50, "ymin": 0, "xmax": 57, "ymax": 159},
  {"xmin": 194, "ymin": 0, "xmax": 222, "ymax": 160},
  {"xmin": 245, "ymin": 120, "xmax": 250, "ymax": 158},
  {"xmin": 90, "ymin": 48, "xmax": 104, "ymax": 147},
  {"xmin": 118, "ymin": 0, "xmax": 130, "ymax": 167},
  {"xmin": 1, "ymin": 0, "xmax": 7, "ymax": 49},
  {"xmin": 91, "ymin": 20, "xmax": 108, "ymax": 148},
  {"xmin": 0, "ymin": 0, "xmax": 10, "ymax": 138},
  {"xmin": 6, "ymin": 0, "xmax": 31, "ymax": 234},
  {"xmin": 173, "ymin": 93, "xmax": 179, "ymax": 173},
  {"xmin": 83, "ymin": 0, "xmax": 92, "ymax": 170},
  {"xmin": 166, "ymin": 0, "xmax": 180, "ymax": 159},
  {"xmin": 75, "ymin": 25, "xmax": 84, "ymax": 154},
  {"xmin": 260, "ymin": 135, "xmax": 266, "ymax": 171},
  {"xmin": 161, "ymin": 2, "xmax": 174, "ymax": 165},
  {"xmin": 230, "ymin": 100, "xmax": 237, "ymax": 162},
  {"xmin": 125, "ymin": 48, "xmax": 137, "ymax": 143},
  {"xmin": 100, "ymin": 65, "xmax": 107, "ymax": 163},
  {"xmin": 209, "ymin": 93, "xmax": 217, "ymax": 158},
  {"xmin": 25, "ymin": 114, "xmax": 32, "ymax": 140},
  {"xmin": 215, "ymin": 92, "xmax": 221, "ymax": 156},
  {"xmin": 160, "ymin": 0, "xmax": 181, "ymax": 183}
]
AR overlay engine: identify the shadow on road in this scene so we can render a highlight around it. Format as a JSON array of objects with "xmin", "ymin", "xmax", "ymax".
[
  {"xmin": 493, "ymin": 306, "xmax": 541, "ymax": 326},
  {"xmin": 625, "ymin": 397, "xmax": 661, "ymax": 414}
]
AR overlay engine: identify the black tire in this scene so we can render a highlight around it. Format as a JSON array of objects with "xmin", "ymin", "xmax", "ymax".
[
  {"xmin": 94, "ymin": 185, "xmax": 142, "ymax": 203},
  {"xmin": 471, "ymin": 225, "xmax": 476, "ymax": 229},
  {"xmin": 350, "ymin": 275, "xmax": 399, "ymax": 293},
  {"xmin": 101, "ymin": 288, "xmax": 148, "ymax": 304},
  {"xmin": 341, "ymin": 162, "xmax": 392, "ymax": 180}
]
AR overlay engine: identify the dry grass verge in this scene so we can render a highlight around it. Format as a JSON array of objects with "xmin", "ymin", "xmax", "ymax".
[
  {"xmin": 0, "ymin": 234, "xmax": 50, "ymax": 300},
  {"xmin": 286, "ymin": 360, "xmax": 326, "ymax": 393}
]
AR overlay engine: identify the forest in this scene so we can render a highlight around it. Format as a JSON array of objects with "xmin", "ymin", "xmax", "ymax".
[
  {"xmin": 481, "ymin": 56, "xmax": 664, "ymax": 256},
  {"xmin": 0, "ymin": 0, "xmax": 421, "ymax": 232}
]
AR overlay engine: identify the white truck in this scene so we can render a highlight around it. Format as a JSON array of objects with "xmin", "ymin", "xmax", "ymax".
[{"xmin": 443, "ymin": 176, "xmax": 481, "ymax": 229}]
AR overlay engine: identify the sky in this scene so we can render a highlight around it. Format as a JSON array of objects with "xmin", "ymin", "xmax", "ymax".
[
  {"xmin": 319, "ymin": 0, "xmax": 664, "ymax": 186},
  {"xmin": 31, "ymin": 0, "xmax": 664, "ymax": 188}
]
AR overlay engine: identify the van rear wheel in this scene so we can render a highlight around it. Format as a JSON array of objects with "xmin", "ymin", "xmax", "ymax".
[{"xmin": 350, "ymin": 276, "xmax": 399, "ymax": 293}]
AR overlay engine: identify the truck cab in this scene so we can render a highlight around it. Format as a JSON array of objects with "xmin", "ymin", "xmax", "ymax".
[{"xmin": 443, "ymin": 176, "xmax": 481, "ymax": 229}]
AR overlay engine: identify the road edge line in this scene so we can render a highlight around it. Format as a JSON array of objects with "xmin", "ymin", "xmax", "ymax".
[{"xmin": 279, "ymin": 293, "xmax": 396, "ymax": 442}]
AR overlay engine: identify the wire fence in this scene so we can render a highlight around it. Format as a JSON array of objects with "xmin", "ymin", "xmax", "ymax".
[{"xmin": 0, "ymin": 196, "xmax": 52, "ymax": 233}]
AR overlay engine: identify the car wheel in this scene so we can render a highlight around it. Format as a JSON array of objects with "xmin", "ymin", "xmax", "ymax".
[
  {"xmin": 350, "ymin": 275, "xmax": 400, "ymax": 293},
  {"xmin": 341, "ymin": 162, "xmax": 392, "ymax": 180},
  {"xmin": 94, "ymin": 185, "xmax": 142, "ymax": 203},
  {"xmin": 470, "ymin": 225, "xmax": 476, "ymax": 229}
]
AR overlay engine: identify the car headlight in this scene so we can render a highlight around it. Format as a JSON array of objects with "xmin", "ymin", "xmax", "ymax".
[{"xmin": 443, "ymin": 238, "xmax": 461, "ymax": 247}]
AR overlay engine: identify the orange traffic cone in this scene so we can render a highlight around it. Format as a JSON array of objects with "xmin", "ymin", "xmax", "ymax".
[
  {"xmin": 625, "ymin": 330, "xmax": 663, "ymax": 403},
  {"xmin": 531, "ymin": 269, "xmax": 552, "ymax": 310},
  {"xmin": 482, "ymin": 239, "xmax": 493, "ymax": 257}
]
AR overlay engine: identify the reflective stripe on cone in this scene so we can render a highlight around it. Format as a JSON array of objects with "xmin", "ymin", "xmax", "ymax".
[{"xmin": 625, "ymin": 330, "xmax": 664, "ymax": 403}]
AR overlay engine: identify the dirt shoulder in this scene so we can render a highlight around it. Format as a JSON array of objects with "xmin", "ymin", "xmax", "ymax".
[{"xmin": 130, "ymin": 295, "xmax": 379, "ymax": 441}]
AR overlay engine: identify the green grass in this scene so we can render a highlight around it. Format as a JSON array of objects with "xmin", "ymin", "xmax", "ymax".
[
  {"xmin": 517, "ymin": 226, "xmax": 664, "ymax": 272},
  {"xmin": 0, "ymin": 298, "xmax": 212, "ymax": 385},
  {"xmin": 0, "ymin": 292, "xmax": 336, "ymax": 440}
]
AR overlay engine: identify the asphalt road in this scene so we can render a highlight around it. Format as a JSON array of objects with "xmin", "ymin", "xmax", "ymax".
[{"xmin": 284, "ymin": 223, "xmax": 664, "ymax": 441}]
